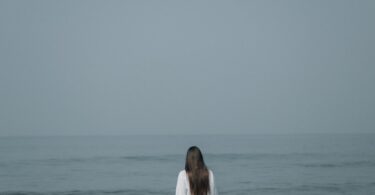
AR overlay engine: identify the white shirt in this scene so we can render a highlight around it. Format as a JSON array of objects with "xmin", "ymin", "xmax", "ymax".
[{"xmin": 175, "ymin": 169, "xmax": 218, "ymax": 195}]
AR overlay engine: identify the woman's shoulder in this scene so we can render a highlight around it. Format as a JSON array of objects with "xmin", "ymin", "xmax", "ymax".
[
  {"xmin": 179, "ymin": 170, "xmax": 186, "ymax": 174},
  {"xmin": 208, "ymin": 169, "xmax": 214, "ymax": 178},
  {"xmin": 178, "ymin": 170, "xmax": 187, "ymax": 178}
]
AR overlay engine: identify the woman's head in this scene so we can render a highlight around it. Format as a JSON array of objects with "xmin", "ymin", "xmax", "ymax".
[
  {"xmin": 185, "ymin": 146, "xmax": 210, "ymax": 195},
  {"xmin": 185, "ymin": 146, "xmax": 206, "ymax": 171}
]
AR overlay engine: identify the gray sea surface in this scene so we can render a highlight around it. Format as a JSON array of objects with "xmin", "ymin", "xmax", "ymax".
[{"xmin": 0, "ymin": 134, "xmax": 375, "ymax": 195}]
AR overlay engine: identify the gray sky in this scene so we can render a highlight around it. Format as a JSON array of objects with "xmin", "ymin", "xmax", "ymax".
[{"xmin": 0, "ymin": 0, "xmax": 374, "ymax": 136}]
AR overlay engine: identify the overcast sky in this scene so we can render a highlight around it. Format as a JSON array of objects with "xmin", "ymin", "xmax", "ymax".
[{"xmin": 0, "ymin": 0, "xmax": 374, "ymax": 136}]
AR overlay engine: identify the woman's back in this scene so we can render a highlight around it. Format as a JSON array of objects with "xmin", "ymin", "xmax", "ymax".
[
  {"xmin": 175, "ymin": 146, "xmax": 218, "ymax": 195},
  {"xmin": 176, "ymin": 169, "xmax": 217, "ymax": 195}
]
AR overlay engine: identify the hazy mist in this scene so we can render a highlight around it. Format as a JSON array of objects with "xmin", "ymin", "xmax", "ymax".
[{"xmin": 0, "ymin": 0, "xmax": 374, "ymax": 136}]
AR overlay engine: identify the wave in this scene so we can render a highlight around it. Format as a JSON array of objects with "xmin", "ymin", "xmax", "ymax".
[
  {"xmin": 222, "ymin": 182, "xmax": 375, "ymax": 194},
  {"xmin": 298, "ymin": 160, "xmax": 375, "ymax": 168},
  {"xmin": 0, "ymin": 189, "xmax": 172, "ymax": 195},
  {"xmin": 2, "ymin": 153, "xmax": 375, "ymax": 167},
  {"xmin": 2, "ymin": 183, "xmax": 375, "ymax": 195},
  {"xmin": 0, "ymin": 155, "xmax": 183, "ymax": 166},
  {"xmin": 206, "ymin": 153, "xmax": 325, "ymax": 160},
  {"xmin": 120, "ymin": 155, "xmax": 180, "ymax": 162}
]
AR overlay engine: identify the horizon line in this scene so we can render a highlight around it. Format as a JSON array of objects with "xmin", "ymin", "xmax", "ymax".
[{"xmin": 1, "ymin": 132, "xmax": 374, "ymax": 138}]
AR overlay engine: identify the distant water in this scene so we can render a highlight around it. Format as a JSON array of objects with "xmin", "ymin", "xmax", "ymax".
[{"xmin": 1, "ymin": 134, "xmax": 375, "ymax": 195}]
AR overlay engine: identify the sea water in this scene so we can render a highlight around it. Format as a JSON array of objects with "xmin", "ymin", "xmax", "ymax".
[{"xmin": 0, "ymin": 134, "xmax": 374, "ymax": 195}]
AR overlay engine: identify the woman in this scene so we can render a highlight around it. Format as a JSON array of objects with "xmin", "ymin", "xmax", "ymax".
[{"xmin": 176, "ymin": 146, "xmax": 217, "ymax": 195}]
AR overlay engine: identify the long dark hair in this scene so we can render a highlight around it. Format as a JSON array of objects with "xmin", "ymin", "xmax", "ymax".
[{"xmin": 185, "ymin": 146, "xmax": 210, "ymax": 195}]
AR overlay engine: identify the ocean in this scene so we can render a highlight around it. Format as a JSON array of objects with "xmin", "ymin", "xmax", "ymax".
[{"xmin": 0, "ymin": 134, "xmax": 374, "ymax": 195}]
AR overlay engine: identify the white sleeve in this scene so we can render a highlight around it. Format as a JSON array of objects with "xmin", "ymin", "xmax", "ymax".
[
  {"xmin": 210, "ymin": 170, "xmax": 218, "ymax": 195},
  {"xmin": 176, "ymin": 171, "xmax": 187, "ymax": 195}
]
